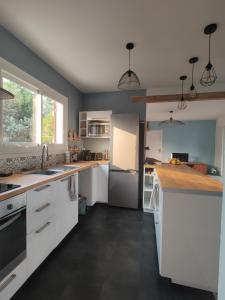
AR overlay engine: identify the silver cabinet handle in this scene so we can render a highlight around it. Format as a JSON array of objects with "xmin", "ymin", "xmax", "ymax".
[
  {"xmin": 34, "ymin": 184, "xmax": 51, "ymax": 192},
  {"xmin": 0, "ymin": 274, "xmax": 16, "ymax": 292},
  {"xmin": 35, "ymin": 202, "xmax": 50, "ymax": 213},
  {"xmin": 35, "ymin": 221, "xmax": 51, "ymax": 234},
  {"xmin": 60, "ymin": 177, "xmax": 70, "ymax": 182}
]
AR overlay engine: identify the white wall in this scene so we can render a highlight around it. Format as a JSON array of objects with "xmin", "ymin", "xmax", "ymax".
[
  {"xmin": 215, "ymin": 114, "xmax": 225, "ymax": 175},
  {"xmin": 83, "ymin": 138, "xmax": 110, "ymax": 153}
]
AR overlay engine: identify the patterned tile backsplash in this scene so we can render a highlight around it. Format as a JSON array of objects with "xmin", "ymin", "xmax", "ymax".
[{"xmin": 0, "ymin": 154, "xmax": 65, "ymax": 174}]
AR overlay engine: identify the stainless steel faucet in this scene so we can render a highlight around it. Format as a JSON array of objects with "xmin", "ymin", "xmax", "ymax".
[{"xmin": 41, "ymin": 144, "xmax": 49, "ymax": 169}]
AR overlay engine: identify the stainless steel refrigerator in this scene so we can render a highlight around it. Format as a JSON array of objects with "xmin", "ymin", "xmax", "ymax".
[{"xmin": 109, "ymin": 113, "xmax": 139, "ymax": 209}]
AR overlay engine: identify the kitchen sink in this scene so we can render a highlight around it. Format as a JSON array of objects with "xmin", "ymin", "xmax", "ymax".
[
  {"xmin": 50, "ymin": 165, "xmax": 80, "ymax": 172},
  {"xmin": 27, "ymin": 165, "xmax": 80, "ymax": 176},
  {"xmin": 29, "ymin": 170, "xmax": 60, "ymax": 176}
]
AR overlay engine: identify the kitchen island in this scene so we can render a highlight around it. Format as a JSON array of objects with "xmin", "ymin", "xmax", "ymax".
[{"xmin": 151, "ymin": 163, "xmax": 222, "ymax": 293}]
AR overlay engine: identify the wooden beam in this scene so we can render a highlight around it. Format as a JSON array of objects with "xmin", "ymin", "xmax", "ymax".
[{"xmin": 132, "ymin": 91, "xmax": 225, "ymax": 103}]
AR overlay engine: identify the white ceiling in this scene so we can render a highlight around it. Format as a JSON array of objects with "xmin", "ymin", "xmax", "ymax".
[
  {"xmin": 146, "ymin": 100, "xmax": 225, "ymax": 121},
  {"xmin": 0, "ymin": 0, "xmax": 225, "ymax": 93}
]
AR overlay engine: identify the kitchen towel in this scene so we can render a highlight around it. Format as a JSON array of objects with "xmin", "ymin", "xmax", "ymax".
[{"xmin": 68, "ymin": 175, "xmax": 76, "ymax": 201}]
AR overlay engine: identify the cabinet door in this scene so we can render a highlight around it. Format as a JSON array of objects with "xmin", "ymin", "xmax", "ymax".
[
  {"xmin": 27, "ymin": 216, "xmax": 55, "ymax": 275},
  {"xmin": 27, "ymin": 183, "xmax": 54, "ymax": 235},
  {"xmin": 55, "ymin": 174, "xmax": 78, "ymax": 244},
  {"xmin": 94, "ymin": 164, "xmax": 109, "ymax": 203},
  {"xmin": 0, "ymin": 260, "xmax": 27, "ymax": 300},
  {"xmin": 79, "ymin": 168, "xmax": 95, "ymax": 206},
  {"xmin": 27, "ymin": 183, "xmax": 56, "ymax": 275}
]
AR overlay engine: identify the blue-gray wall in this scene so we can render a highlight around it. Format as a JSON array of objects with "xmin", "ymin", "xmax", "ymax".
[
  {"xmin": 83, "ymin": 90, "xmax": 146, "ymax": 121},
  {"xmin": 150, "ymin": 120, "xmax": 216, "ymax": 165},
  {"xmin": 0, "ymin": 25, "xmax": 82, "ymax": 131}
]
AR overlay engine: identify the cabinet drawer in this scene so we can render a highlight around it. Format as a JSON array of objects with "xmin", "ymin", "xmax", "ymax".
[
  {"xmin": 0, "ymin": 260, "xmax": 26, "ymax": 300},
  {"xmin": 27, "ymin": 200, "xmax": 54, "ymax": 234},
  {"xmin": 27, "ymin": 183, "xmax": 53, "ymax": 213},
  {"xmin": 27, "ymin": 217, "xmax": 55, "ymax": 275}
]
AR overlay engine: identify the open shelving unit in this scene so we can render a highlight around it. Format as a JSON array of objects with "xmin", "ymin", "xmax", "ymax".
[
  {"xmin": 143, "ymin": 165, "xmax": 155, "ymax": 213},
  {"xmin": 79, "ymin": 112, "xmax": 88, "ymax": 138}
]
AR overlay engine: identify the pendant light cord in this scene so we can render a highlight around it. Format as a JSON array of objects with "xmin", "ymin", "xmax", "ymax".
[
  {"xmin": 191, "ymin": 63, "xmax": 194, "ymax": 86},
  {"xmin": 181, "ymin": 79, "xmax": 184, "ymax": 100},
  {"xmin": 208, "ymin": 34, "xmax": 211, "ymax": 63},
  {"xmin": 128, "ymin": 49, "xmax": 131, "ymax": 70}
]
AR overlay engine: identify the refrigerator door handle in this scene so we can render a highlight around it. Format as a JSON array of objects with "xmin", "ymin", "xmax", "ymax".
[
  {"xmin": 110, "ymin": 169, "xmax": 138, "ymax": 174},
  {"xmin": 128, "ymin": 169, "xmax": 137, "ymax": 175}
]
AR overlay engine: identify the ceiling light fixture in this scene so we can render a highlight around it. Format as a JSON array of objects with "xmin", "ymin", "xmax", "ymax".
[
  {"xmin": 118, "ymin": 42, "xmax": 141, "ymax": 90},
  {"xmin": 200, "ymin": 23, "xmax": 217, "ymax": 86},
  {"xmin": 159, "ymin": 110, "xmax": 185, "ymax": 126},
  {"xmin": 177, "ymin": 75, "xmax": 187, "ymax": 110},
  {"xmin": 189, "ymin": 57, "xmax": 198, "ymax": 99}
]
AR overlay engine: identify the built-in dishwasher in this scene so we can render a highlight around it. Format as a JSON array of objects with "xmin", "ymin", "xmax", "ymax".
[{"xmin": 0, "ymin": 194, "xmax": 26, "ymax": 285}]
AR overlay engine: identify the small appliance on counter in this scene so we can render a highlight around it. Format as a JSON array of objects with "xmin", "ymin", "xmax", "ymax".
[
  {"xmin": 91, "ymin": 152, "xmax": 103, "ymax": 161},
  {"xmin": 78, "ymin": 150, "xmax": 92, "ymax": 161},
  {"xmin": 208, "ymin": 167, "xmax": 219, "ymax": 176}
]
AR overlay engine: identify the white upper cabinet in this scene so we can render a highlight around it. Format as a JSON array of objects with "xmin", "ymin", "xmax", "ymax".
[{"xmin": 79, "ymin": 110, "xmax": 112, "ymax": 138}]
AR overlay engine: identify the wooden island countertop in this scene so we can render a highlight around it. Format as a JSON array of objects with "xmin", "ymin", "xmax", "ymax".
[{"xmin": 148, "ymin": 163, "xmax": 223, "ymax": 195}]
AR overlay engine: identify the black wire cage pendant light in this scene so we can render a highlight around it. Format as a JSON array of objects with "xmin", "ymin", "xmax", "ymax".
[
  {"xmin": 118, "ymin": 42, "xmax": 141, "ymax": 90},
  {"xmin": 159, "ymin": 111, "xmax": 185, "ymax": 126},
  {"xmin": 189, "ymin": 57, "xmax": 198, "ymax": 99},
  {"xmin": 200, "ymin": 23, "xmax": 217, "ymax": 86},
  {"xmin": 177, "ymin": 75, "xmax": 187, "ymax": 110}
]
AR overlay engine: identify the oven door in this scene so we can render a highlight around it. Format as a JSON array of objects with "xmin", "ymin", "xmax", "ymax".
[{"xmin": 0, "ymin": 207, "xmax": 26, "ymax": 282}]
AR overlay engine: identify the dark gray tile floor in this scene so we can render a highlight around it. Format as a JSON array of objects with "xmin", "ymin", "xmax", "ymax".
[{"xmin": 13, "ymin": 204, "xmax": 214, "ymax": 300}]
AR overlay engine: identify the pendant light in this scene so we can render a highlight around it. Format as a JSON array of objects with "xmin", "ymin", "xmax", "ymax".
[
  {"xmin": 189, "ymin": 57, "xmax": 198, "ymax": 99},
  {"xmin": 0, "ymin": 87, "xmax": 14, "ymax": 100},
  {"xmin": 200, "ymin": 23, "xmax": 217, "ymax": 86},
  {"xmin": 159, "ymin": 111, "xmax": 185, "ymax": 126},
  {"xmin": 118, "ymin": 42, "xmax": 141, "ymax": 90},
  {"xmin": 177, "ymin": 75, "xmax": 187, "ymax": 110}
]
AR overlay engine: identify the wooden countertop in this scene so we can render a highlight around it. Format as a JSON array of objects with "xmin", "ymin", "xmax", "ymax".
[
  {"xmin": 146, "ymin": 163, "xmax": 223, "ymax": 195},
  {"xmin": 0, "ymin": 160, "xmax": 109, "ymax": 201}
]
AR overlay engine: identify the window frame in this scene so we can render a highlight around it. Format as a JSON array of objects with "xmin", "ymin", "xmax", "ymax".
[{"xmin": 0, "ymin": 57, "xmax": 68, "ymax": 158}]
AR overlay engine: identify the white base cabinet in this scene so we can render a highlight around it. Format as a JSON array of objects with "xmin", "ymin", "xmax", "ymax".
[
  {"xmin": 156, "ymin": 184, "xmax": 222, "ymax": 292},
  {"xmin": 79, "ymin": 164, "xmax": 109, "ymax": 206},
  {"xmin": 93, "ymin": 164, "xmax": 109, "ymax": 203},
  {"xmin": 1, "ymin": 173, "xmax": 79, "ymax": 300},
  {"xmin": 26, "ymin": 182, "xmax": 56, "ymax": 275},
  {"xmin": 0, "ymin": 260, "xmax": 27, "ymax": 300},
  {"xmin": 55, "ymin": 174, "xmax": 78, "ymax": 245}
]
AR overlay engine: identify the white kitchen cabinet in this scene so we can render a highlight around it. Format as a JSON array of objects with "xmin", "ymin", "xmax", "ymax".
[
  {"xmin": 27, "ymin": 216, "xmax": 55, "ymax": 275},
  {"xmin": 79, "ymin": 168, "xmax": 95, "ymax": 206},
  {"xmin": 55, "ymin": 174, "xmax": 79, "ymax": 245},
  {"xmin": 79, "ymin": 164, "xmax": 109, "ymax": 206},
  {"xmin": 27, "ymin": 183, "xmax": 54, "ymax": 235},
  {"xmin": 79, "ymin": 110, "xmax": 112, "ymax": 138},
  {"xmin": 26, "ymin": 182, "xmax": 56, "ymax": 275},
  {"xmin": 0, "ymin": 260, "xmax": 27, "ymax": 300},
  {"xmin": 156, "ymin": 182, "xmax": 221, "ymax": 292},
  {"xmin": 93, "ymin": 164, "xmax": 109, "ymax": 203}
]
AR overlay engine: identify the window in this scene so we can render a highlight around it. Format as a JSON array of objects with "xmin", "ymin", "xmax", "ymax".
[
  {"xmin": 0, "ymin": 71, "xmax": 65, "ymax": 147},
  {"xmin": 42, "ymin": 95, "xmax": 63, "ymax": 144},
  {"xmin": 2, "ymin": 77, "xmax": 38, "ymax": 143}
]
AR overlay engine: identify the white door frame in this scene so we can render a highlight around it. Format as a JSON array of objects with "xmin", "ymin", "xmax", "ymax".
[{"xmin": 218, "ymin": 130, "xmax": 225, "ymax": 299}]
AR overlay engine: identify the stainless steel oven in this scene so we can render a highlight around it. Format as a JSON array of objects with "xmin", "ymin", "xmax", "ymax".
[
  {"xmin": 0, "ymin": 195, "xmax": 26, "ymax": 282},
  {"xmin": 87, "ymin": 120, "xmax": 110, "ymax": 137}
]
